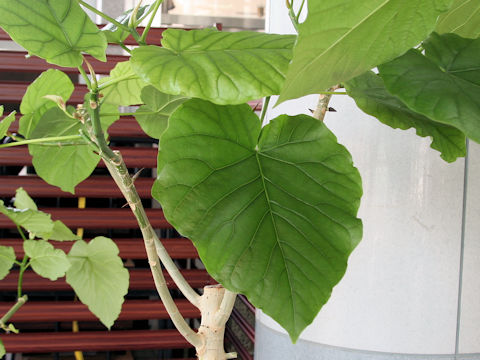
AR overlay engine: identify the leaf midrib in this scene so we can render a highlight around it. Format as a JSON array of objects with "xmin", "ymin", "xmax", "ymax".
[{"xmin": 254, "ymin": 150, "xmax": 296, "ymax": 330}]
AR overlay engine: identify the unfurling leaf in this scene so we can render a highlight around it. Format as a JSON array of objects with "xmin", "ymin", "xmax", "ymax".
[
  {"xmin": 131, "ymin": 29, "xmax": 295, "ymax": 105},
  {"xmin": 66, "ymin": 237, "xmax": 129, "ymax": 329},
  {"xmin": 24, "ymin": 240, "xmax": 70, "ymax": 281},
  {"xmin": 0, "ymin": 0, "xmax": 107, "ymax": 67},
  {"xmin": 102, "ymin": 4, "xmax": 155, "ymax": 43},
  {"xmin": 154, "ymin": 99, "xmax": 362, "ymax": 341},
  {"xmin": 345, "ymin": 71, "xmax": 466, "ymax": 162},
  {"xmin": 0, "ymin": 110, "xmax": 16, "ymax": 138},
  {"xmin": 279, "ymin": 0, "xmax": 454, "ymax": 102}
]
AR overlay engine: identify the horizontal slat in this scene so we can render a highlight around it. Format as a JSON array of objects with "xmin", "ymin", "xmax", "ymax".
[
  {"xmin": 1, "ymin": 269, "xmax": 214, "ymax": 292},
  {"xmin": 1, "ymin": 299, "xmax": 200, "ymax": 323},
  {"xmin": 0, "ymin": 175, "xmax": 153, "ymax": 198},
  {"xmin": 0, "ymin": 329, "xmax": 191, "ymax": 353},
  {"xmin": 5, "ymin": 116, "xmax": 149, "ymax": 138},
  {"xmin": 0, "ymin": 51, "xmax": 126, "ymax": 74},
  {"xmin": 231, "ymin": 308, "xmax": 255, "ymax": 343},
  {"xmin": 0, "ymin": 207, "xmax": 169, "ymax": 229},
  {"xmin": 0, "ymin": 146, "xmax": 157, "ymax": 168},
  {"xmin": 34, "ymin": 299, "xmax": 197, "ymax": 321},
  {"xmin": 2, "ymin": 238, "xmax": 198, "ymax": 260}
]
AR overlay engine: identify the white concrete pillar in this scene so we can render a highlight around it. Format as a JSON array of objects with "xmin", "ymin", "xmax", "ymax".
[{"xmin": 255, "ymin": 1, "xmax": 480, "ymax": 359}]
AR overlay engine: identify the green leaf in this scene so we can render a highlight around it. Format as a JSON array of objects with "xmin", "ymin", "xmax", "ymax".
[
  {"xmin": 0, "ymin": 200, "xmax": 54, "ymax": 237},
  {"xmin": 0, "ymin": 339, "xmax": 5, "ymax": 357},
  {"xmin": 24, "ymin": 240, "xmax": 70, "ymax": 281},
  {"xmin": 435, "ymin": 0, "xmax": 480, "ymax": 38},
  {"xmin": 135, "ymin": 86, "xmax": 188, "ymax": 139},
  {"xmin": 0, "ymin": 0, "xmax": 107, "ymax": 67},
  {"xmin": 14, "ymin": 187, "xmax": 38, "ymax": 211},
  {"xmin": 20, "ymin": 69, "xmax": 74, "ymax": 138},
  {"xmin": 99, "ymin": 61, "xmax": 148, "ymax": 106},
  {"xmin": 66, "ymin": 237, "xmax": 129, "ymax": 329},
  {"xmin": 279, "ymin": 0, "xmax": 454, "ymax": 103},
  {"xmin": 378, "ymin": 42, "xmax": 480, "ymax": 143},
  {"xmin": 102, "ymin": 4, "xmax": 154, "ymax": 43},
  {"xmin": 153, "ymin": 99, "xmax": 362, "ymax": 341},
  {"xmin": 423, "ymin": 32, "xmax": 480, "ymax": 85},
  {"xmin": 46, "ymin": 221, "xmax": 80, "ymax": 241},
  {"xmin": 131, "ymin": 29, "xmax": 295, "ymax": 105},
  {"xmin": 0, "ymin": 245, "xmax": 15, "ymax": 280},
  {"xmin": 29, "ymin": 107, "xmax": 100, "ymax": 194},
  {"xmin": 100, "ymin": 103, "xmax": 121, "ymax": 133},
  {"xmin": 345, "ymin": 71, "xmax": 466, "ymax": 162},
  {"xmin": 0, "ymin": 110, "xmax": 15, "ymax": 138}
]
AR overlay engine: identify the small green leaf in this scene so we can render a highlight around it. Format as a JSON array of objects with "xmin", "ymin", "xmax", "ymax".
[
  {"xmin": 29, "ymin": 107, "xmax": 100, "ymax": 194},
  {"xmin": 0, "ymin": 200, "xmax": 54, "ymax": 237},
  {"xmin": 0, "ymin": 245, "xmax": 15, "ymax": 280},
  {"xmin": 99, "ymin": 61, "xmax": 148, "ymax": 106},
  {"xmin": 66, "ymin": 237, "xmax": 129, "ymax": 329},
  {"xmin": 345, "ymin": 71, "xmax": 466, "ymax": 162},
  {"xmin": 131, "ymin": 29, "xmax": 295, "ymax": 105},
  {"xmin": 19, "ymin": 69, "xmax": 74, "ymax": 138},
  {"xmin": 24, "ymin": 240, "xmax": 70, "ymax": 281},
  {"xmin": 135, "ymin": 86, "xmax": 188, "ymax": 139},
  {"xmin": 0, "ymin": 111, "xmax": 15, "ymax": 138},
  {"xmin": 279, "ymin": 0, "xmax": 454, "ymax": 102},
  {"xmin": 379, "ymin": 36, "xmax": 480, "ymax": 143},
  {"xmin": 435, "ymin": 0, "xmax": 480, "ymax": 38},
  {"xmin": 0, "ymin": 0, "xmax": 107, "ymax": 67},
  {"xmin": 14, "ymin": 187, "xmax": 38, "ymax": 211},
  {"xmin": 45, "ymin": 221, "xmax": 80, "ymax": 241},
  {"xmin": 102, "ymin": 4, "xmax": 154, "ymax": 43},
  {"xmin": 154, "ymin": 99, "xmax": 362, "ymax": 341},
  {"xmin": 0, "ymin": 339, "xmax": 5, "ymax": 357}
]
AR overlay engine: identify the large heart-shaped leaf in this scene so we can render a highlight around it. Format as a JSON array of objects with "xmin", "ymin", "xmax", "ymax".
[
  {"xmin": 153, "ymin": 99, "xmax": 362, "ymax": 341},
  {"xmin": 29, "ymin": 107, "xmax": 100, "ymax": 194},
  {"xmin": 131, "ymin": 29, "xmax": 295, "ymax": 105},
  {"xmin": 435, "ymin": 0, "xmax": 480, "ymax": 38},
  {"xmin": 99, "ymin": 61, "xmax": 148, "ymax": 106},
  {"xmin": 345, "ymin": 71, "xmax": 466, "ymax": 162},
  {"xmin": 0, "ymin": 0, "xmax": 107, "ymax": 67},
  {"xmin": 0, "ymin": 246, "xmax": 15, "ymax": 280},
  {"xmin": 135, "ymin": 86, "xmax": 188, "ymax": 139},
  {"xmin": 66, "ymin": 237, "xmax": 129, "ymax": 329},
  {"xmin": 24, "ymin": 240, "xmax": 70, "ymax": 281},
  {"xmin": 279, "ymin": 0, "xmax": 453, "ymax": 103},
  {"xmin": 20, "ymin": 69, "xmax": 74, "ymax": 138},
  {"xmin": 378, "ymin": 34, "xmax": 480, "ymax": 143}
]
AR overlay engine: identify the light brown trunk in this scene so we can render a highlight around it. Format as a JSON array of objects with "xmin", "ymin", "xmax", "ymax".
[{"xmin": 196, "ymin": 285, "xmax": 236, "ymax": 360}]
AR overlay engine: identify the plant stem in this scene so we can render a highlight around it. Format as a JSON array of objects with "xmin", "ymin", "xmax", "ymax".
[
  {"xmin": 88, "ymin": 92, "xmax": 119, "ymax": 162},
  {"xmin": 296, "ymin": 0, "xmax": 306, "ymax": 22},
  {"xmin": 0, "ymin": 295, "xmax": 28, "ymax": 328},
  {"xmin": 103, "ymin": 154, "xmax": 202, "ymax": 347},
  {"xmin": 260, "ymin": 96, "xmax": 270, "ymax": 123},
  {"xmin": 286, "ymin": 0, "xmax": 299, "ymax": 31},
  {"xmin": 139, "ymin": 0, "xmax": 164, "ymax": 44},
  {"xmin": 313, "ymin": 85, "xmax": 340, "ymax": 122},
  {"xmin": 97, "ymin": 75, "xmax": 137, "ymax": 92},
  {"xmin": 78, "ymin": 66, "xmax": 92, "ymax": 90},
  {"xmin": 87, "ymin": 96, "xmax": 202, "ymax": 346},
  {"xmin": 78, "ymin": 1, "xmax": 128, "ymax": 32},
  {"xmin": 100, "ymin": 111, "xmax": 157, "ymax": 117},
  {"xmin": 214, "ymin": 290, "xmax": 237, "ymax": 326},
  {"xmin": 0, "ymin": 135, "xmax": 83, "ymax": 149},
  {"xmin": 319, "ymin": 91, "xmax": 347, "ymax": 95}
]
